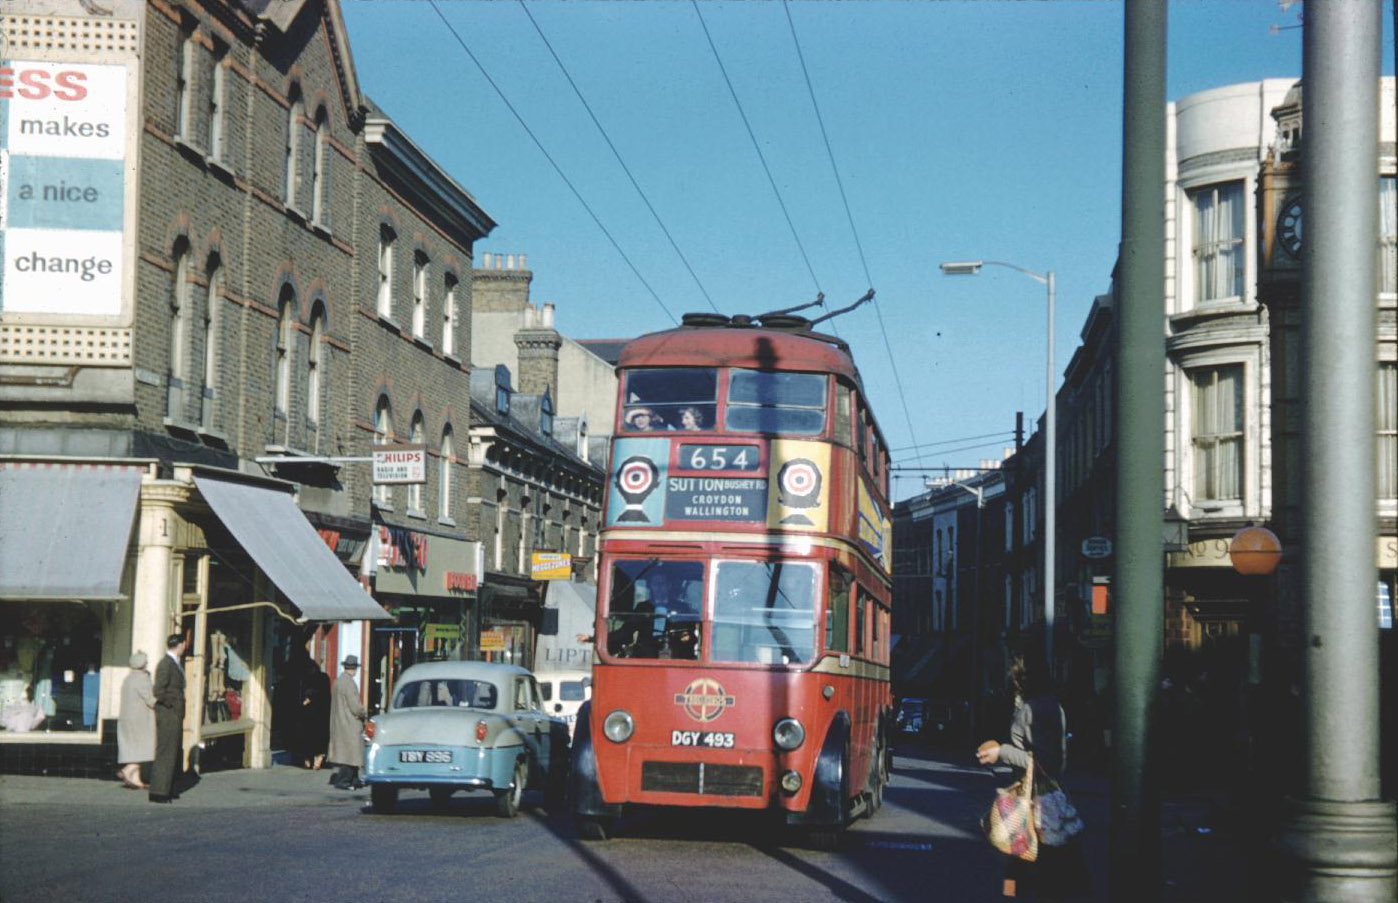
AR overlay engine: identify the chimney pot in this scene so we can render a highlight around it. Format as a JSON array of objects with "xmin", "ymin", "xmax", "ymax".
[
  {"xmin": 482, "ymin": 252, "xmax": 492, "ymax": 268},
  {"xmin": 506, "ymin": 254, "xmax": 515, "ymax": 269},
  {"xmin": 542, "ymin": 303, "xmax": 555, "ymax": 328},
  {"xmin": 519, "ymin": 254, "xmax": 527, "ymax": 269}
]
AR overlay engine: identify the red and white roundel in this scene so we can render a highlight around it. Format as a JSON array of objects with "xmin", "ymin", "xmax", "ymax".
[
  {"xmin": 617, "ymin": 456, "xmax": 656, "ymax": 496},
  {"xmin": 780, "ymin": 459, "xmax": 818, "ymax": 498}
]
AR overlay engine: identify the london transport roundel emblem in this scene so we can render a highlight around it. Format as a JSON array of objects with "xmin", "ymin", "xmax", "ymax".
[
  {"xmin": 777, "ymin": 458, "xmax": 822, "ymax": 525},
  {"xmin": 674, "ymin": 678, "xmax": 736, "ymax": 723},
  {"xmin": 615, "ymin": 456, "xmax": 659, "ymax": 523}
]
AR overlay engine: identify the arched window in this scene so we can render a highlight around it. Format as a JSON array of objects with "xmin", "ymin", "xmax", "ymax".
[
  {"xmin": 408, "ymin": 412, "xmax": 426, "ymax": 513},
  {"xmin": 373, "ymin": 396, "xmax": 393, "ymax": 507},
  {"xmin": 200, "ymin": 257, "xmax": 222, "ymax": 430},
  {"xmin": 167, "ymin": 242, "xmax": 191, "ymax": 419},
  {"xmin": 311, "ymin": 107, "xmax": 330, "ymax": 227},
  {"xmin": 439, "ymin": 427, "xmax": 454, "ymax": 522},
  {"xmin": 307, "ymin": 302, "xmax": 325, "ymax": 428},
  {"xmin": 284, "ymin": 84, "xmax": 303, "ymax": 206},
  {"xmin": 208, "ymin": 41, "xmax": 228, "ymax": 162},
  {"xmin": 411, "ymin": 251, "xmax": 428, "ymax": 338},
  {"xmin": 274, "ymin": 286, "xmax": 295, "ymax": 418},
  {"xmin": 442, "ymin": 273, "xmax": 458, "ymax": 356},
  {"xmin": 377, "ymin": 225, "xmax": 395, "ymax": 318},
  {"xmin": 176, "ymin": 25, "xmax": 195, "ymax": 140}
]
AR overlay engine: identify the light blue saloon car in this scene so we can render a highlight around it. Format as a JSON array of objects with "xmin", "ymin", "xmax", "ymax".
[{"xmin": 362, "ymin": 661, "xmax": 570, "ymax": 817}]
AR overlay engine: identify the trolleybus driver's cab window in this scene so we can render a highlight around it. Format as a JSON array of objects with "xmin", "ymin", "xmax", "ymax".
[
  {"xmin": 605, "ymin": 559, "xmax": 704, "ymax": 659},
  {"xmin": 725, "ymin": 370, "xmax": 827, "ymax": 435}
]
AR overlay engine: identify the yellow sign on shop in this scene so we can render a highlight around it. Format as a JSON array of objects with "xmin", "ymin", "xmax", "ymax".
[
  {"xmin": 479, "ymin": 630, "xmax": 507, "ymax": 652},
  {"xmin": 530, "ymin": 552, "xmax": 572, "ymax": 581}
]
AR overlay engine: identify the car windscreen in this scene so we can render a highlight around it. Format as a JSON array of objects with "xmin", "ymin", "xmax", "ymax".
[{"xmin": 392, "ymin": 678, "xmax": 497, "ymax": 710}]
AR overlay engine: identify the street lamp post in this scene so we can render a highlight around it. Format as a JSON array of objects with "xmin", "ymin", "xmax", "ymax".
[{"xmin": 939, "ymin": 260, "xmax": 1056, "ymax": 668}]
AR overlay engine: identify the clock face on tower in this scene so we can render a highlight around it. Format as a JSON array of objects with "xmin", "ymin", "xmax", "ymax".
[{"xmin": 1278, "ymin": 195, "xmax": 1303, "ymax": 258}]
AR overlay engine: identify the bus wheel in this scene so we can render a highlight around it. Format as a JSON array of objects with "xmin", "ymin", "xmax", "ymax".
[
  {"xmin": 576, "ymin": 815, "xmax": 614, "ymax": 841},
  {"xmin": 494, "ymin": 759, "xmax": 527, "ymax": 818},
  {"xmin": 370, "ymin": 785, "xmax": 398, "ymax": 814},
  {"xmin": 429, "ymin": 788, "xmax": 453, "ymax": 809},
  {"xmin": 868, "ymin": 735, "xmax": 888, "ymax": 815},
  {"xmin": 806, "ymin": 825, "xmax": 844, "ymax": 852}
]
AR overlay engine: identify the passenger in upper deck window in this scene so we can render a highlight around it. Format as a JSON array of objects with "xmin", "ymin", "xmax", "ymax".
[
  {"xmin": 677, "ymin": 407, "xmax": 706, "ymax": 430},
  {"xmin": 625, "ymin": 407, "xmax": 665, "ymax": 432}
]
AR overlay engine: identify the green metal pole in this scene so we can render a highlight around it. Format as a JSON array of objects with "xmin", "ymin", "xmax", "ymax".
[
  {"xmin": 1275, "ymin": 2, "xmax": 1398, "ymax": 899},
  {"xmin": 1110, "ymin": 1, "xmax": 1166, "ymax": 899}
]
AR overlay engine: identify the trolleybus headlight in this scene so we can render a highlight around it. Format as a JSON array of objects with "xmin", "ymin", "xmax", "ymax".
[
  {"xmin": 603, "ymin": 710, "xmax": 635, "ymax": 743},
  {"xmin": 773, "ymin": 717, "xmax": 805, "ymax": 751},
  {"xmin": 780, "ymin": 770, "xmax": 803, "ymax": 794}
]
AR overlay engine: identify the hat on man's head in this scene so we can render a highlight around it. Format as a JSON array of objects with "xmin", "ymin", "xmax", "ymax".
[{"xmin": 342, "ymin": 654, "xmax": 360, "ymax": 669}]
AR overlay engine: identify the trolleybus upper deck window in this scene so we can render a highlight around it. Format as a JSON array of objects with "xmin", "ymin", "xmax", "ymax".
[
  {"xmin": 605, "ymin": 559, "xmax": 705, "ymax": 659},
  {"xmin": 622, "ymin": 368, "xmax": 717, "ymax": 433},
  {"xmin": 710, "ymin": 560, "xmax": 818, "ymax": 665},
  {"xmin": 725, "ymin": 370, "xmax": 827, "ymax": 436}
]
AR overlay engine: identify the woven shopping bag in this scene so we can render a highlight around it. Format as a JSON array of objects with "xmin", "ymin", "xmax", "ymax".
[{"xmin": 982, "ymin": 755, "xmax": 1039, "ymax": 862}]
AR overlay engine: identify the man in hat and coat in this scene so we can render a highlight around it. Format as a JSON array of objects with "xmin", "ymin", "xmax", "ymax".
[{"xmin": 327, "ymin": 654, "xmax": 367, "ymax": 789}]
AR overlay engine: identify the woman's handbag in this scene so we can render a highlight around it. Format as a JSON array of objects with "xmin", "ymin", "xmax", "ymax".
[{"xmin": 983, "ymin": 755, "xmax": 1039, "ymax": 862}]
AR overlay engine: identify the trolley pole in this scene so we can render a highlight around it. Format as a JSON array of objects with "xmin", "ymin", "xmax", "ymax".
[
  {"xmin": 1275, "ymin": 2, "xmax": 1398, "ymax": 898},
  {"xmin": 1110, "ymin": 1, "xmax": 1166, "ymax": 900}
]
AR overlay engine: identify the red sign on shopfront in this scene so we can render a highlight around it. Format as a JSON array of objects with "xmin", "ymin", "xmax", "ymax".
[{"xmin": 445, "ymin": 571, "xmax": 478, "ymax": 593}]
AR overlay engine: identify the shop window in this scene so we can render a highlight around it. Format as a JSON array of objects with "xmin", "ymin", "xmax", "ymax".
[{"xmin": 0, "ymin": 602, "xmax": 105, "ymax": 734}]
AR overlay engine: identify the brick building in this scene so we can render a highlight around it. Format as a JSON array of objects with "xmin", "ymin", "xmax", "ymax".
[{"xmin": 0, "ymin": 0, "xmax": 493, "ymax": 774}]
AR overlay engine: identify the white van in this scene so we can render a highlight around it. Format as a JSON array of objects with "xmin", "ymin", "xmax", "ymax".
[{"xmin": 536, "ymin": 670, "xmax": 591, "ymax": 739}]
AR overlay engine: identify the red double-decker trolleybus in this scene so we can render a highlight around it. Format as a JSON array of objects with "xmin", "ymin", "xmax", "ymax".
[{"xmin": 571, "ymin": 313, "xmax": 894, "ymax": 847}]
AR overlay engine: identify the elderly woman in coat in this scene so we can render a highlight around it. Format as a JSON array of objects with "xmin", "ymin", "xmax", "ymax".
[
  {"xmin": 327, "ymin": 655, "xmax": 367, "ymax": 789},
  {"xmin": 117, "ymin": 652, "xmax": 156, "ymax": 789}
]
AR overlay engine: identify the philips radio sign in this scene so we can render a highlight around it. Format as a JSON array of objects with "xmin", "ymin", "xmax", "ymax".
[{"xmin": 1, "ymin": 62, "xmax": 129, "ymax": 316}]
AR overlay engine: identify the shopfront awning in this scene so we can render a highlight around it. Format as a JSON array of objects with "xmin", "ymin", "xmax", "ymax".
[
  {"xmin": 194, "ymin": 475, "xmax": 389, "ymax": 621},
  {"xmin": 0, "ymin": 462, "xmax": 144, "ymax": 600}
]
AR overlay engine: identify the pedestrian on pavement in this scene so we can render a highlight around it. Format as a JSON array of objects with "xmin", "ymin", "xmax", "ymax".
[
  {"xmin": 116, "ymin": 651, "xmax": 155, "ymax": 790},
  {"xmin": 976, "ymin": 643, "xmax": 1090, "ymax": 901},
  {"xmin": 149, "ymin": 633, "xmax": 188, "ymax": 804},
  {"xmin": 327, "ymin": 654, "xmax": 367, "ymax": 789},
  {"xmin": 294, "ymin": 652, "xmax": 331, "ymax": 770}
]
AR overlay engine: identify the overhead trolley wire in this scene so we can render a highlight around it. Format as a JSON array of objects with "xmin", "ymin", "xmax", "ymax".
[
  {"xmin": 890, "ymin": 430, "xmax": 1017, "ymax": 455},
  {"xmin": 691, "ymin": 0, "xmax": 823, "ymax": 300},
  {"xmin": 781, "ymin": 0, "xmax": 923, "ymax": 466},
  {"xmin": 427, "ymin": 0, "xmax": 677, "ymax": 325},
  {"xmin": 517, "ymin": 1, "xmax": 720, "ymax": 315}
]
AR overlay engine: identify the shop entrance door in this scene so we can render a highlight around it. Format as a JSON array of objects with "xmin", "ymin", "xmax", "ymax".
[{"xmin": 369, "ymin": 626, "xmax": 418, "ymax": 714}]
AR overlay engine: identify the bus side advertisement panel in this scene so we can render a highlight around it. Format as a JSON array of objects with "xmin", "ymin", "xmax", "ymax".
[{"xmin": 857, "ymin": 478, "xmax": 890, "ymax": 573}]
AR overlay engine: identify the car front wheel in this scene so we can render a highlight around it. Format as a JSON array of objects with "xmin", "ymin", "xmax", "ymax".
[{"xmin": 494, "ymin": 759, "xmax": 527, "ymax": 818}]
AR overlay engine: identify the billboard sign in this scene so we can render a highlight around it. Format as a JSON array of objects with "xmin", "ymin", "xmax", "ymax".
[{"xmin": 1, "ymin": 61, "xmax": 128, "ymax": 316}]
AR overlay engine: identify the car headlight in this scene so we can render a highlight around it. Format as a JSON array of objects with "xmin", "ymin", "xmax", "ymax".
[
  {"xmin": 603, "ymin": 710, "xmax": 634, "ymax": 743},
  {"xmin": 773, "ymin": 717, "xmax": 805, "ymax": 751}
]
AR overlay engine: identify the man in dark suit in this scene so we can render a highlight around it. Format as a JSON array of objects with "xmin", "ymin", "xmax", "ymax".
[{"xmin": 150, "ymin": 633, "xmax": 188, "ymax": 803}]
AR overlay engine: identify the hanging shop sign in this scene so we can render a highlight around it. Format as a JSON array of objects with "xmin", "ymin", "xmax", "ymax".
[
  {"xmin": 1081, "ymin": 537, "xmax": 1113, "ymax": 559},
  {"xmin": 530, "ymin": 552, "xmax": 573, "ymax": 581},
  {"xmin": 479, "ymin": 629, "xmax": 507, "ymax": 652},
  {"xmin": 372, "ymin": 445, "xmax": 426, "ymax": 485}
]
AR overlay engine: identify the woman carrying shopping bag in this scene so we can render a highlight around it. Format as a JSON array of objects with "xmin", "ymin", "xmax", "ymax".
[{"xmin": 977, "ymin": 644, "xmax": 1090, "ymax": 901}]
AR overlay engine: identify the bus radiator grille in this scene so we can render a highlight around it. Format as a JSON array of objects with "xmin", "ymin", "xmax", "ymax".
[{"xmin": 641, "ymin": 762, "xmax": 763, "ymax": 797}]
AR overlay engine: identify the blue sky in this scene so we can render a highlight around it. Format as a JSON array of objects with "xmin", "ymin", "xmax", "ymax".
[{"xmin": 340, "ymin": 1, "xmax": 1388, "ymax": 500}]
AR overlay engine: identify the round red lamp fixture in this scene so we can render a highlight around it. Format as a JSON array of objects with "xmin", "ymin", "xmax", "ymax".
[{"xmin": 1229, "ymin": 525, "xmax": 1282, "ymax": 576}]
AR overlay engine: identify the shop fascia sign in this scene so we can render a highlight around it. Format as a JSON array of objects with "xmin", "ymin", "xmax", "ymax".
[{"xmin": 1081, "ymin": 536, "xmax": 1112, "ymax": 559}]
